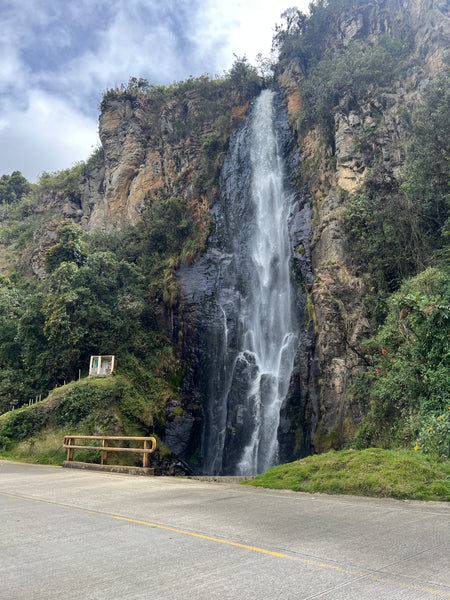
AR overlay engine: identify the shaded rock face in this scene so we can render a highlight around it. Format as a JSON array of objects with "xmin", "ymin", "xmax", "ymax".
[{"xmin": 178, "ymin": 91, "xmax": 315, "ymax": 474}]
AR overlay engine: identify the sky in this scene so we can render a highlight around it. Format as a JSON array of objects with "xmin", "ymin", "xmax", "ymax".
[{"xmin": 1, "ymin": 0, "xmax": 310, "ymax": 183}]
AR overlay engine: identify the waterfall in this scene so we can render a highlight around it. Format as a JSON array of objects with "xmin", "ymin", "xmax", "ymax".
[
  {"xmin": 177, "ymin": 89, "xmax": 299, "ymax": 475},
  {"xmin": 194, "ymin": 89, "xmax": 298, "ymax": 475}
]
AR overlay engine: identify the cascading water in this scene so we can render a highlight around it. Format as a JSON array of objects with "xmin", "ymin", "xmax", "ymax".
[{"xmin": 195, "ymin": 89, "xmax": 299, "ymax": 475}]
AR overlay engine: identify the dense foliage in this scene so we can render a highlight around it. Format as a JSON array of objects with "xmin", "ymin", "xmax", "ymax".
[
  {"xmin": 350, "ymin": 268, "xmax": 449, "ymax": 455},
  {"xmin": 0, "ymin": 190, "xmax": 196, "ymax": 426},
  {"xmin": 343, "ymin": 62, "xmax": 450, "ymax": 291},
  {"xmin": 0, "ymin": 171, "xmax": 31, "ymax": 205}
]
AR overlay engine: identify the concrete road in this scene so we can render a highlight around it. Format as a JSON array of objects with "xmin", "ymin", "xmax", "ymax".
[{"xmin": 0, "ymin": 461, "xmax": 449, "ymax": 599}]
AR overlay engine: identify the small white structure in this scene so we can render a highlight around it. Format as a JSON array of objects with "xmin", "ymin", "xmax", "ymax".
[{"xmin": 89, "ymin": 355, "xmax": 116, "ymax": 377}]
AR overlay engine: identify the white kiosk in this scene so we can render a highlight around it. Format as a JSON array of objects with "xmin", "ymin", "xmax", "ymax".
[{"xmin": 89, "ymin": 355, "xmax": 116, "ymax": 377}]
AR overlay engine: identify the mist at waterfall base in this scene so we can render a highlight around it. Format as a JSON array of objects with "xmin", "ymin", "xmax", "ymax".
[{"xmin": 183, "ymin": 89, "xmax": 297, "ymax": 476}]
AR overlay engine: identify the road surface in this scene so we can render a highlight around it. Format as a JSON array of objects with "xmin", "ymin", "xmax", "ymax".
[{"xmin": 1, "ymin": 460, "xmax": 449, "ymax": 599}]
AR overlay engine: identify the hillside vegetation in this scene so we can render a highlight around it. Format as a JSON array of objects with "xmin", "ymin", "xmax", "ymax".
[{"xmin": 0, "ymin": 375, "xmax": 175, "ymax": 468}]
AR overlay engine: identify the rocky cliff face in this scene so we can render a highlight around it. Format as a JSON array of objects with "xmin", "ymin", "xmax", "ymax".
[
  {"xmin": 177, "ymin": 91, "xmax": 312, "ymax": 472},
  {"xmin": 277, "ymin": 0, "xmax": 450, "ymax": 451},
  {"xmin": 30, "ymin": 83, "xmax": 251, "ymax": 276},
  {"xmin": 82, "ymin": 95, "xmax": 219, "ymax": 229},
  {"xmin": 85, "ymin": 94, "xmax": 204, "ymax": 229}
]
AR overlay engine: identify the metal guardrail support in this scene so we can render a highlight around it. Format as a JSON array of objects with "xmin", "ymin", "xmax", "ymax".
[{"xmin": 63, "ymin": 435, "xmax": 156, "ymax": 469}]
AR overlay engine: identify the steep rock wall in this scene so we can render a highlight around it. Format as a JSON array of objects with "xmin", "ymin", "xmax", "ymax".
[
  {"xmin": 83, "ymin": 93, "xmax": 220, "ymax": 229},
  {"xmin": 177, "ymin": 91, "xmax": 313, "ymax": 471}
]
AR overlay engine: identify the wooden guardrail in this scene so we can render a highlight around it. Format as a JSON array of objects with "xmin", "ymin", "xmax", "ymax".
[{"xmin": 63, "ymin": 435, "xmax": 156, "ymax": 469}]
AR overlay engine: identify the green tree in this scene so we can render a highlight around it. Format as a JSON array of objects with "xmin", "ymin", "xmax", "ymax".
[
  {"xmin": 227, "ymin": 56, "xmax": 262, "ymax": 101},
  {"xmin": 15, "ymin": 293, "xmax": 54, "ymax": 396},
  {"xmin": 400, "ymin": 57, "xmax": 450, "ymax": 251},
  {"xmin": 43, "ymin": 253, "xmax": 123, "ymax": 376},
  {"xmin": 38, "ymin": 167, "xmax": 82, "ymax": 202},
  {"xmin": 0, "ymin": 278, "xmax": 26, "ymax": 412},
  {"xmin": 353, "ymin": 268, "xmax": 450, "ymax": 451},
  {"xmin": 0, "ymin": 171, "xmax": 31, "ymax": 204},
  {"xmin": 45, "ymin": 221, "xmax": 87, "ymax": 274},
  {"xmin": 343, "ymin": 190, "xmax": 421, "ymax": 292}
]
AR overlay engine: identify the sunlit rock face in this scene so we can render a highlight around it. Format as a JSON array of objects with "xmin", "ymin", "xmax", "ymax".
[{"xmin": 78, "ymin": 89, "xmax": 251, "ymax": 232}]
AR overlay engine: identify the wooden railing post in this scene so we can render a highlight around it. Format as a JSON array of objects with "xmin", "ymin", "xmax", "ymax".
[
  {"xmin": 143, "ymin": 439, "xmax": 150, "ymax": 468},
  {"xmin": 101, "ymin": 439, "xmax": 108, "ymax": 465},
  {"xmin": 66, "ymin": 437, "xmax": 75, "ymax": 462}
]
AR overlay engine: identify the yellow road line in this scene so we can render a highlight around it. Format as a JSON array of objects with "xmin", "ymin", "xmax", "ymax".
[
  {"xmin": 115, "ymin": 517, "xmax": 449, "ymax": 597},
  {"xmin": 2, "ymin": 492, "xmax": 450, "ymax": 597},
  {"xmin": 115, "ymin": 515, "xmax": 289, "ymax": 557}
]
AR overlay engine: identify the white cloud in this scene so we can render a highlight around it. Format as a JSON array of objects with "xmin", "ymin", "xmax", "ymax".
[
  {"xmin": 1, "ymin": 0, "xmax": 311, "ymax": 181},
  {"xmin": 0, "ymin": 90, "xmax": 99, "ymax": 182},
  {"xmin": 196, "ymin": 0, "xmax": 310, "ymax": 71},
  {"xmin": 63, "ymin": 11, "xmax": 183, "ymax": 94}
]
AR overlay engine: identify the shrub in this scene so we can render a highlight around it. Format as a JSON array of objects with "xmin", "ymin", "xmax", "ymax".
[
  {"xmin": 415, "ymin": 411, "xmax": 450, "ymax": 458},
  {"xmin": 350, "ymin": 267, "xmax": 450, "ymax": 450}
]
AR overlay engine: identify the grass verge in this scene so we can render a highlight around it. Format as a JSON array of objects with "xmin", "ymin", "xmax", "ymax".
[{"xmin": 244, "ymin": 448, "xmax": 450, "ymax": 501}]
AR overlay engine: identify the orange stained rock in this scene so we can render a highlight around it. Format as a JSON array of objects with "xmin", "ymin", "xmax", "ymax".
[
  {"xmin": 231, "ymin": 102, "xmax": 249, "ymax": 127},
  {"xmin": 287, "ymin": 91, "xmax": 302, "ymax": 118}
]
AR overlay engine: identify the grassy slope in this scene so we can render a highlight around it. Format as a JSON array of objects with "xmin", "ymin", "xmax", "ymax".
[
  {"xmin": 245, "ymin": 448, "xmax": 450, "ymax": 501},
  {"xmin": 0, "ymin": 374, "xmax": 174, "ymax": 467}
]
